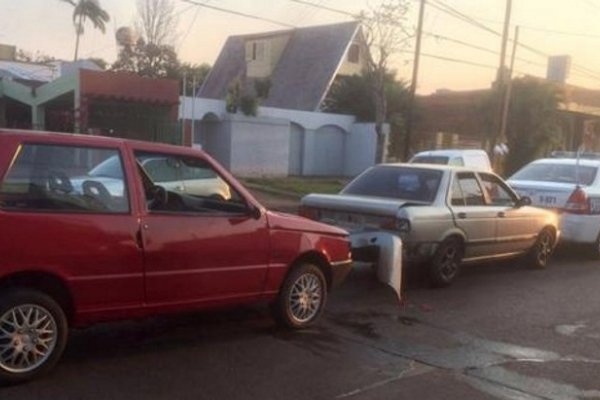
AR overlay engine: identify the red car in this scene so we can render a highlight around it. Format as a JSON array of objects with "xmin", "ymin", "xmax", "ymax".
[{"xmin": 0, "ymin": 130, "xmax": 351, "ymax": 384}]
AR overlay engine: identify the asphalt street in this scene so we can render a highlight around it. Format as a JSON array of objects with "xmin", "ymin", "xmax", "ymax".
[{"xmin": 4, "ymin": 246, "xmax": 600, "ymax": 400}]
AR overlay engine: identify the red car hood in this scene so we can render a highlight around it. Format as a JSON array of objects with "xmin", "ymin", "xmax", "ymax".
[{"xmin": 266, "ymin": 211, "xmax": 348, "ymax": 237}]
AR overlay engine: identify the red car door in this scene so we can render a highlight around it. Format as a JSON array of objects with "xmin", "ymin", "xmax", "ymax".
[
  {"xmin": 0, "ymin": 139, "xmax": 145, "ymax": 322},
  {"xmin": 129, "ymin": 146, "xmax": 271, "ymax": 309}
]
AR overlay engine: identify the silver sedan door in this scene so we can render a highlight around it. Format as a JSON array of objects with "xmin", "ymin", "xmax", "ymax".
[
  {"xmin": 449, "ymin": 172, "xmax": 498, "ymax": 259},
  {"xmin": 478, "ymin": 172, "xmax": 539, "ymax": 253}
]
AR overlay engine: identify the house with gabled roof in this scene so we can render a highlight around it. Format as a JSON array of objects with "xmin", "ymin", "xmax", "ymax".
[
  {"xmin": 181, "ymin": 21, "xmax": 383, "ymax": 178},
  {"xmin": 198, "ymin": 21, "xmax": 368, "ymax": 111}
]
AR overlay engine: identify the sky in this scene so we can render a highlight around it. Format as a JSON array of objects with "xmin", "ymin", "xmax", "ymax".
[{"xmin": 1, "ymin": 0, "xmax": 600, "ymax": 94}]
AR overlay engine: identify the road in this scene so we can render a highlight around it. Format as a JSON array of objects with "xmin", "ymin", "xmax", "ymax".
[{"xmin": 4, "ymin": 246, "xmax": 600, "ymax": 400}]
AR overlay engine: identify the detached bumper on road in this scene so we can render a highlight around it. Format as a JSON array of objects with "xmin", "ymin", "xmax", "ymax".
[{"xmin": 350, "ymin": 232, "xmax": 403, "ymax": 301}]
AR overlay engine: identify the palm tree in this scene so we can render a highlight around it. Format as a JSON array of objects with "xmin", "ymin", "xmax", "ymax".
[{"xmin": 61, "ymin": 0, "xmax": 110, "ymax": 61}]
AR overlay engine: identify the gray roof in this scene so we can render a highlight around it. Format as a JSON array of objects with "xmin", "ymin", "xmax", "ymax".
[
  {"xmin": 198, "ymin": 21, "xmax": 360, "ymax": 111},
  {"xmin": 0, "ymin": 59, "xmax": 102, "ymax": 83}
]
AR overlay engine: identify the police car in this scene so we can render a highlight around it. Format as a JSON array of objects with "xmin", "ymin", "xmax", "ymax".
[{"xmin": 508, "ymin": 152, "xmax": 600, "ymax": 258}]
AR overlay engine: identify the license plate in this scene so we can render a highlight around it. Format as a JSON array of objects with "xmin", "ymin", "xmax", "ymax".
[
  {"xmin": 320, "ymin": 211, "xmax": 382, "ymax": 232},
  {"xmin": 537, "ymin": 195, "xmax": 558, "ymax": 207}
]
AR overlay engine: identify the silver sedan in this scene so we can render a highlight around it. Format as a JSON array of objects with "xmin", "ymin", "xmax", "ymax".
[{"xmin": 300, "ymin": 164, "xmax": 559, "ymax": 287}]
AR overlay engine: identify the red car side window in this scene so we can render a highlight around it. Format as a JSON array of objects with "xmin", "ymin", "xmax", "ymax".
[{"xmin": 0, "ymin": 143, "xmax": 129, "ymax": 213}]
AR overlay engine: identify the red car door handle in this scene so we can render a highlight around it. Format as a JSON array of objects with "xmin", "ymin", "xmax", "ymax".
[
  {"xmin": 135, "ymin": 229, "xmax": 144, "ymax": 250},
  {"xmin": 497, "ymin": 212, "xmax": 506, "ymax": 218}
]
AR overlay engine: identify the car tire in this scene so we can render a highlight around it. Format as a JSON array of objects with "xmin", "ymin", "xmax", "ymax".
[
  {"xmin": 0, "ymin": 289, "xmax": 68, "ymax": 386},
  {"xmin": 429, "ymin": 237, "xmax": 463, "ymax": 288},
  {"xmin": 271, "ymin": 263, "xmax": 328, "ymax": 329},
  {"xmin": 528, "ymin": 227, "xmax": 554, "ymax": 269}
]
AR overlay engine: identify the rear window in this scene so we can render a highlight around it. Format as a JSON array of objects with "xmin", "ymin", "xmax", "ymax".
[
  {"xmin": 0, "ymin": 143, "xmax": 129, "ymax": 213},
  {"xmin": 410, "ymin": 155, "xmax": 450, "ymax": 165},
  {"xmin": 510, "ymin": 163, "xmax": 598, "ymax": 186},
  {"xmin": 342, "ymin": 166, "xmax": 442, "ymax": 202}
]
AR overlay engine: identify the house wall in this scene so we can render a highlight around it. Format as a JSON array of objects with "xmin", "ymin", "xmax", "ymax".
[
  {"xmin": 183, "ymin": 97, "xmax": 378, "ymax": 177},
  {"xmin": 344, "ymin": 123, "xmax": 380, "ymax": 177},
  {"xmin": 303, "ymin": 125, "xmax": 346, "ymax": 176},
  {"xmin": 289, "ymin": 122, "xmax": 305, "ymax": 175},
  {"xmin": 197, "ymin": 118, "xmax": 231, "ymax": 168},
  {"xmin": 229, "ymin": 114, "xmax": 290, "ymax": 176}
]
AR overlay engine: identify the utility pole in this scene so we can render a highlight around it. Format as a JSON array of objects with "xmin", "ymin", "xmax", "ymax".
[
  {"xmin": 499, "ymin": 26, "xmax": 519, "ymax": 146},
  {"xmin": 182, "ymin": 72, "xmax": 187, "ymax": 145},
  {"xmin": 191, "ymin": 75, "xmax": 197, "ymax": 146},
  {"xmin": 497, "ymin": 0, "xmax": 512, "ymax": 83},
  {"xmin": 403, "ymin": 0, "xmax": 426, "ymax": 161},
  {"xmin": 491, "ymin": 0, "xmax": 513, "ymax": 159}
]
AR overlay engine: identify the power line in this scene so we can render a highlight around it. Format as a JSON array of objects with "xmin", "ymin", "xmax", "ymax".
[
  {"xmin": 446, "ymin": 12, "xmax": 600, "ymax": 40},
  {"xmin": 292, "ymin": 0, "xmax": 319, "ymax": 25},
  {"xmin": 427, "ymin": 0, "xmax": 546, "ymax": 60},
  {"xmin": 180, "ymin": 0, "xmax": 295, "ymax": 28},
  {"xmin": 289, "ymin": 0, "xmax": 357, "ymax": 18},
  {"xmin": 423, "ymin": 31, "xmax": 547, "ymax": 69},
  {"xmin": 424, "ymin": 2, "xmax": 547, "ymax": 61},
  {"xmin": 428, "ymin": 0, "xmax": 600, "ymax": 83},
  {"xmin": 399, "ymin": 50, "xmax": 497, "ymax": 70},
  {"xmin": 424, "ymin": 31, "xmax": 496, "ymax": 55},
  {"xmin": 519, "ymin": 25, "xmax": 600, "ymax": 39},
  {"xmin": 178, "ymin": 5, "xmax": 202, "ymax": 52},
  {"xmin": 174, "ymin": 4, "xmax": 196, "ymax": 17},
  {"xmin": 571, "ymin": 65, "xmax": 600, "ymax": 81},
  {"xmin": 427, "ymin": 0, "xmax": 501, "ymax": 36},
  {"xmin": 422, "ymin": 53, "xmax": 496, "ymax": 70}
]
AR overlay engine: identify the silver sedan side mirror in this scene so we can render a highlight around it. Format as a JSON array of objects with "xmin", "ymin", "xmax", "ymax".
[{"xmin": 516, "ymin": 196, "xmax": 532, "ymax": 208}]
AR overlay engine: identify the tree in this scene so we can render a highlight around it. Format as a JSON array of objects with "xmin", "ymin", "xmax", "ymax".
[
  {"xmin": 358, "ymin": 0, "xmax": 411, "ymax": 162},
  {"xmin": 483, "ymin": 77, "xmax": 563, "ymax": 175},
  {"xmin": 136, "ymin": 0, "xmax": 178, "ymax": 45},
  {"xmin": 111, "ymin": 39, "xmax": 180, "ymax": 79},
  {"xmin": 15, "ymin": 49, "xmax": 55, "ymax": 63},
  {"xmin": 88, "ymin": 57, "xmax": 108, "ymax": 70},
  {"xmin": 60, "ymin": 0, "xmax": 110, "ymax": 61},
  {"xmin": 323, "ymin": 72, "xmax": 410, "ymax": 158}
]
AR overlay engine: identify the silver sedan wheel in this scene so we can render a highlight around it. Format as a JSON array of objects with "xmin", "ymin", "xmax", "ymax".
[
  {"xmin": 439, "ymin": 245, "xmax": 459, "ymax": 281},
  {"xmin": 288, "ymin": 273, "xmax": 323, "ymax": 324},
  {"xmin": 0, "ymin": 304, "xmax": 57, "ymax": 374},
  {"xmin": 535, "ymin": 230, "xmax": 553, "ymax": 267}
]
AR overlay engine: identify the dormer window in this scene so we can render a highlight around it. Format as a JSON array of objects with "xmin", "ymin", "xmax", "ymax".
[
  {"xmin": 244, "ymin": 34, "xmax": 290, "ymax": 78},
  {"xmin": 248, "ymin": 40, "xmax": 266, "ymax": 62},
  {"xmin": 347, "ymin": 43, "xmax": 360, "ymax": 64}
]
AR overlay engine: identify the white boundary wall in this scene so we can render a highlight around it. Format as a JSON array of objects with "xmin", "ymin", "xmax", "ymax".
[{"xmin": 180, "ymin": 97, "xmax": 385, "ymax": 177}]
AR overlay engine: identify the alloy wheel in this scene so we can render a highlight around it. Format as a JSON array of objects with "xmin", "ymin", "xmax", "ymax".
[
  {"xmin": 536, "ymin": 231, "xmax": 552, "ymax": 267},
  {"xmin": 0, "ymin": 304, "xmax": 57, "ymax": 374},
  {"xmin": 440, "ymin": 245, "xmax": 459, "ymax": 280},
  {"xmin": 288, "ymin": 273, "xmax": 323, "ymax": 324}
]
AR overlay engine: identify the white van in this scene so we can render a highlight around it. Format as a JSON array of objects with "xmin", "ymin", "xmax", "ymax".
[{"xmin": 409, "ymin": 149, "xmax": 492, "ymax": 172}]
